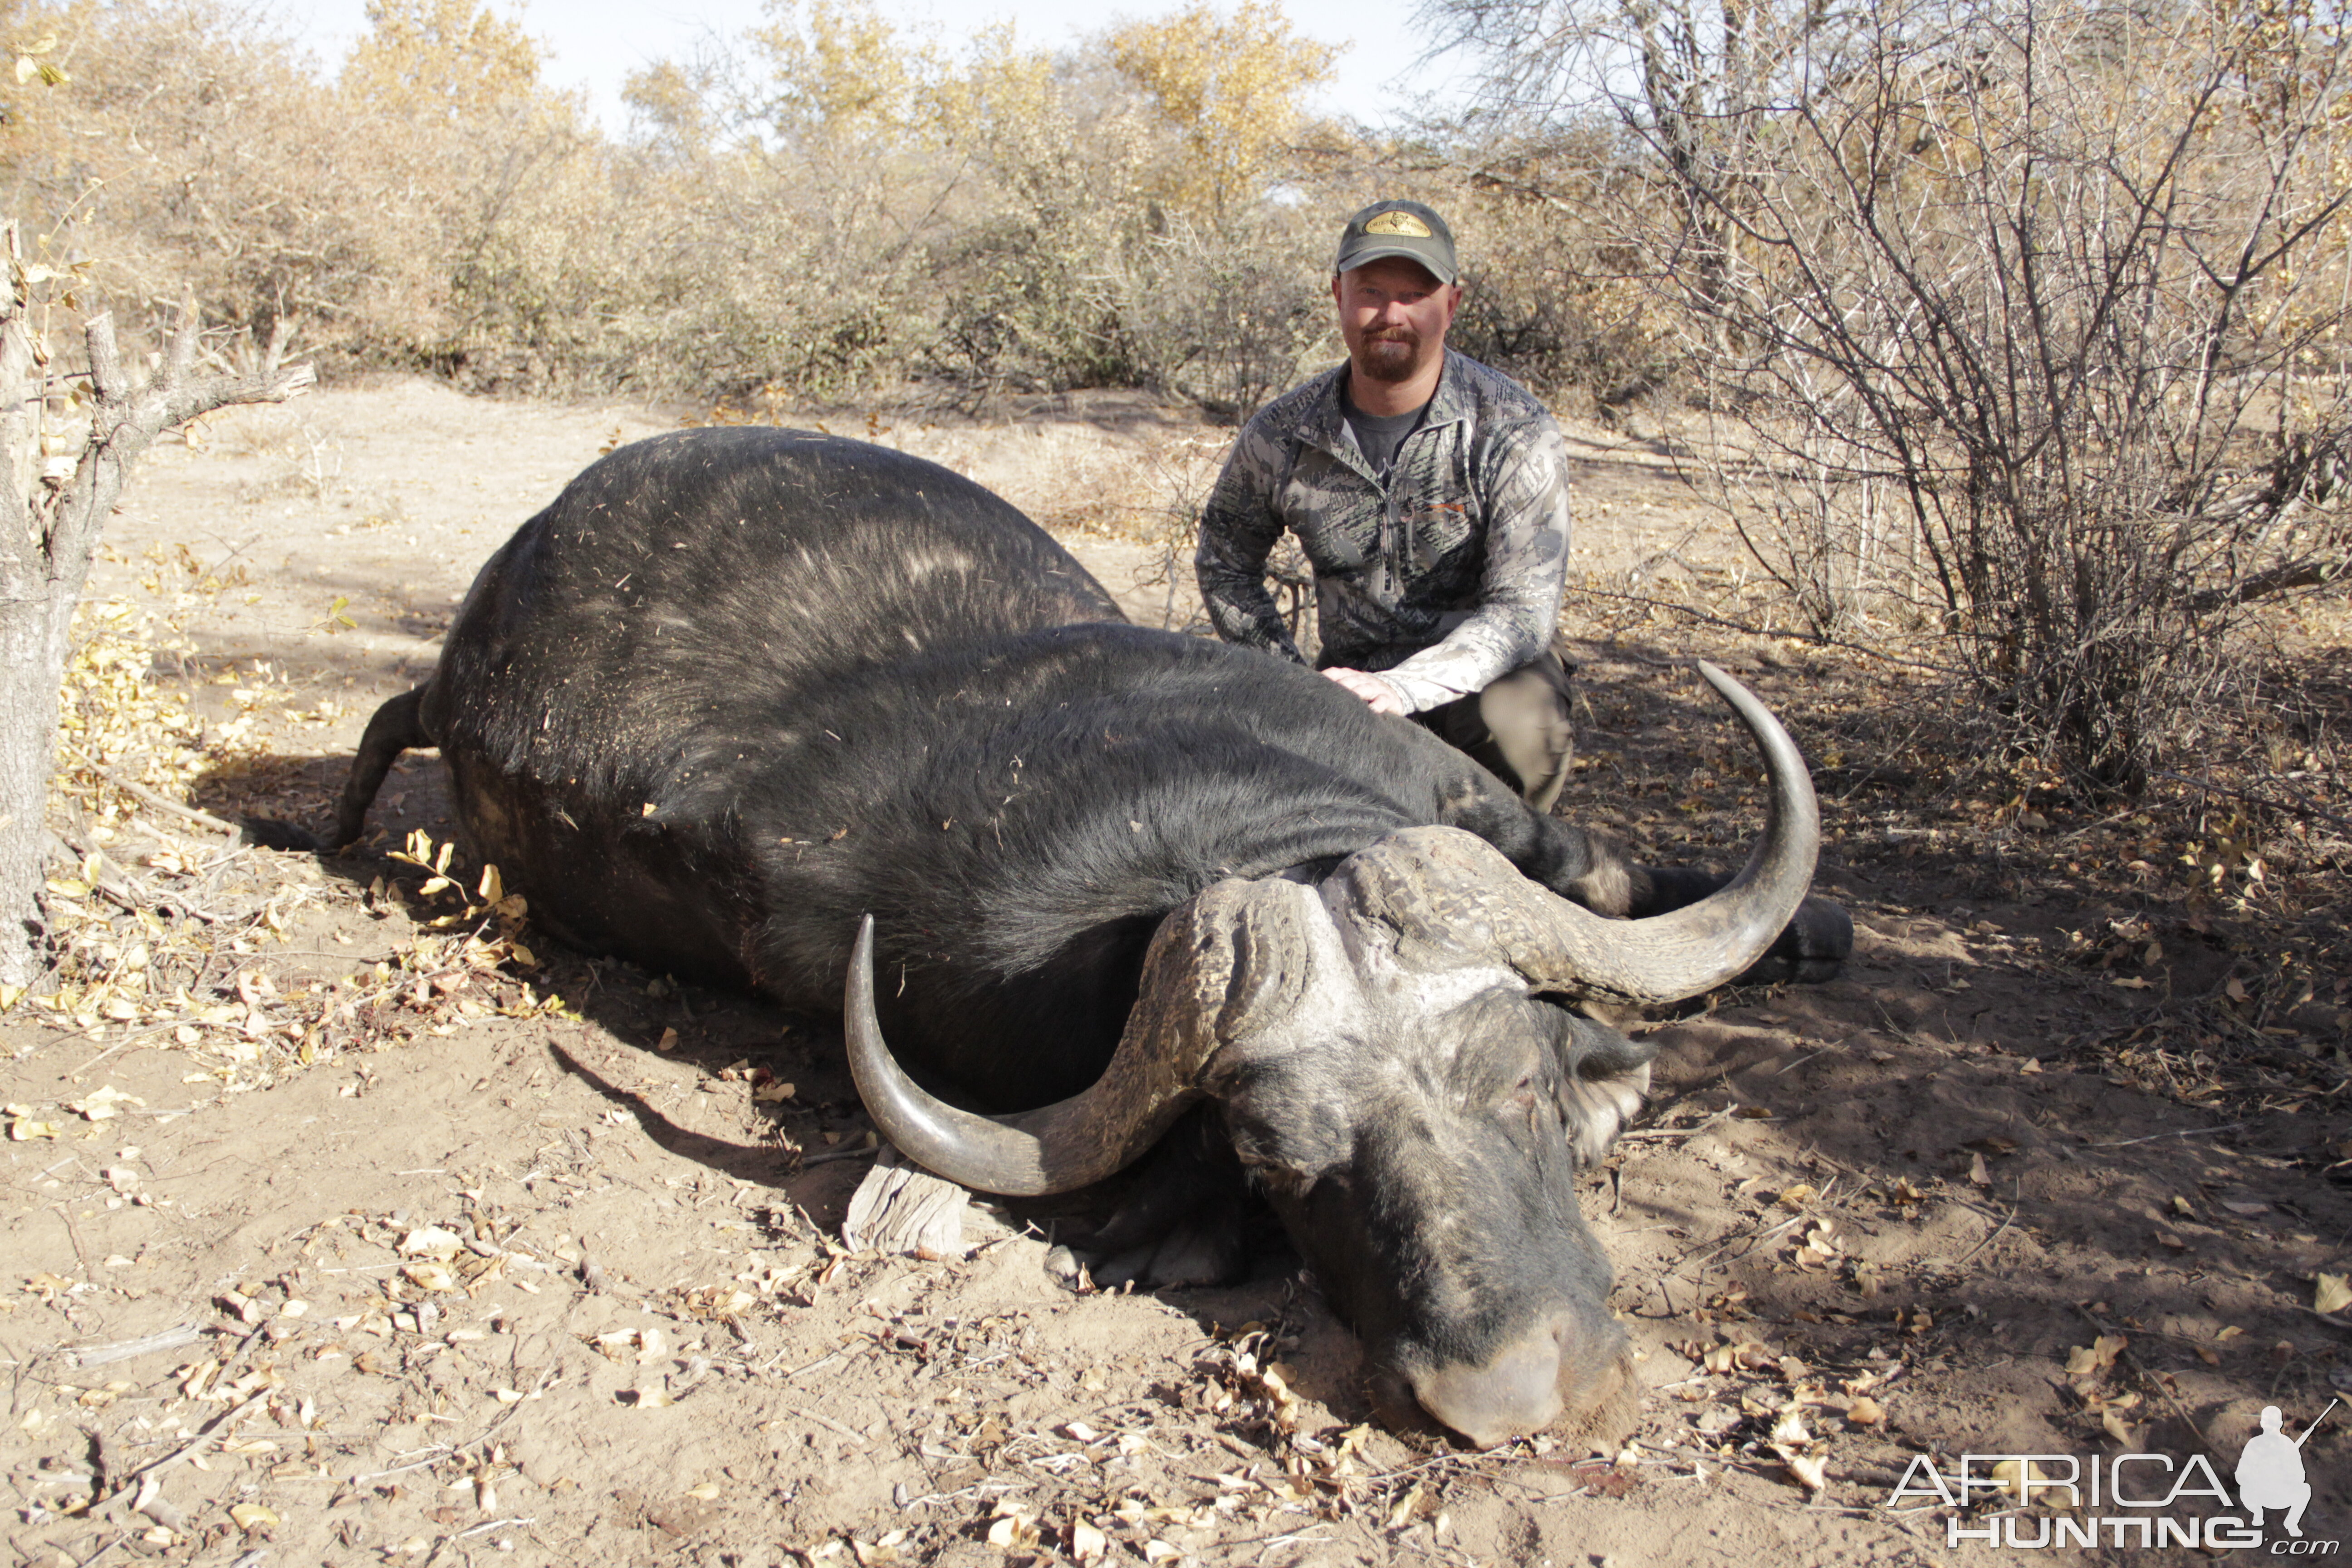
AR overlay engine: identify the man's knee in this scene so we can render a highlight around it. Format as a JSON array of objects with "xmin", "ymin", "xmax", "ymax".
[{"xmin": 1477, "ymin": 656, "xmax": 1576, "ymax": 810}]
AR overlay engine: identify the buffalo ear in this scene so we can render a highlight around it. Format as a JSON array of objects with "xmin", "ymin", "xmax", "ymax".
[{"xmin": 1550, "ymin": 1009, "xmax": 1656, "ymax": 1166}]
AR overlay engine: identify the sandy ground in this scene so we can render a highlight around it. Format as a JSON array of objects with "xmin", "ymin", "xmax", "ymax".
[{"xmin": 4, "ymin": 378, "xmax": 2349, "ymax": 1568}]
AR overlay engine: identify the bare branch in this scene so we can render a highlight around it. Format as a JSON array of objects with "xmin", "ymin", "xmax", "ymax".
[{"xmin": 83, "ymin": 311, "xmax": 125, "ymax": 403}]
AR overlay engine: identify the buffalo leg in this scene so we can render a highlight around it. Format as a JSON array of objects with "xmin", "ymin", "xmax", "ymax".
[
  {"xmin": 1079, "ymin": 1108, "xmax": 1252, "ymax": 1289},
  {"xmin": 332, "ymin": 686, "xmax": 431, "ymax": 850},
  {"xmin": 1632, "ymin": 865, "xmax": 1852, "ymax": 984},
  {"xmin": 1431, "ymin": 761, "xmax": 1852, "ymax": 985}
]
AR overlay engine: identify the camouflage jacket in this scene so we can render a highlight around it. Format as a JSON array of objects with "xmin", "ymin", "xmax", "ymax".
[{"xmin": 1193, "ymin": 351, "xmax": 1573, "ymax": 714}]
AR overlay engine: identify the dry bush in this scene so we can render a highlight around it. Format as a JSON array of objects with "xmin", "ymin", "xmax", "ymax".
[
  {"xmin": 1442, "ymin": 127, "xmax": 1681, "ymax": 406},
  {"xmin": 1120, "ymin": 214, "xmax": 1333, "ymax": 421},
  {"xmin": 0, "ymin": 0, "xmax": 611, "ymax": 380},
  {"xmin": 2, "ymin": 2, "xmax": 358, "ymax": 335},
  {"xmin": 0, "ymin": 0, "xmax": 1681, "ymax": 417},
  {"xmin": 916, "ymin": 5, "xmax": 1356, "ymax": 408},
  {"xmin": 588, "ymin": 2, "xmax": 953, "ymax": 400},
  {"xmin": 915, "ymin": 39, "xmax": 1156, "ymax": 400},
  {"xmin": 1432, "ymin": 0, "xmax": 2352, "ymax": 794}
]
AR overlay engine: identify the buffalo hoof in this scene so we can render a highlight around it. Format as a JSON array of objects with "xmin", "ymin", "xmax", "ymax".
[
  {"xmin": 1737, "ymin": 894, "xmax": 1852, "ymax": 986},
  {"xmin": 231, "ymin": 817, "xmax": 326, "ymax": 853},
  {"xmin": 1088, "ymin": 1205, "xmax": 1247, "ymax": 1290},
  {"xmin": 1069, "ymin": 1111, "xmax": 1252, "ymax": 1289}
]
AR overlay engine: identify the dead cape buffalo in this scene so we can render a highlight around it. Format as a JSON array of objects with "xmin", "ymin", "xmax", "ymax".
[{"xmin": 328, "ymin": 427, "xmax": 1847, "ymax": 1446}]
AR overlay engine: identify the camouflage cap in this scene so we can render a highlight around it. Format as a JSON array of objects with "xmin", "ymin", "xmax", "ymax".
[{"xmin": 1333, "ymin": 199, "xmax": 1457, "ymax": 284}]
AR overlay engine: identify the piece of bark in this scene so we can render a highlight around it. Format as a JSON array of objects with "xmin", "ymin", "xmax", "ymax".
[{"xmin": 842, "ymin": 1146, "xmax": 971, "ymax": 1259}]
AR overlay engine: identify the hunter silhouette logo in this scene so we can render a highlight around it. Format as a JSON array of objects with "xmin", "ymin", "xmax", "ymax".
[{"xmin": 2239, "ymin": 1399, "xmax": 2336, "ymax": 1539}]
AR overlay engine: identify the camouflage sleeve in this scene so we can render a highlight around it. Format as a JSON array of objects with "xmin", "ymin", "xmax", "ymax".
[
  {"xmin": 1380, "ymin": 416, "xmax": 1573, "ymax": 713},
  {"xmin": 1194, "ymin": 420, "xmax": 1308, "ymax": 664}
]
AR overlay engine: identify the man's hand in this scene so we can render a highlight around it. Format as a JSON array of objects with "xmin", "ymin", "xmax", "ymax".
[{"xmin": 1323, "ymin": 667, "xmax": 1407, "ymax": 716}]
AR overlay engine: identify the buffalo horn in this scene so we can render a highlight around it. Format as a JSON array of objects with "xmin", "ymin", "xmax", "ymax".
[
  {"xmin": 843, "ymin": 914, "xmax": 1216, "ymax": 1196},
  {"xmin": 1504, "ymin": 661, "xmax": 1819, "ymax": 1004}
]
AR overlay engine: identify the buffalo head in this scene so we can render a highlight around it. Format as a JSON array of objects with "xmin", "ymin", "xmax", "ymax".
[{"xmin": 845, "ymin": 662, "xmax": 1819, "ymax": 1446}]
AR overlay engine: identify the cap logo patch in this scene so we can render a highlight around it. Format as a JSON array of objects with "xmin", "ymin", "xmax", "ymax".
[{"xmin": 1364, "ymin": 211, "xmax": 1433, "ymax": 238}]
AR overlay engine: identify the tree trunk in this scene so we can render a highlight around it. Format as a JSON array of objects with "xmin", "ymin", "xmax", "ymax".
[{"xmin": 0, "ymin": 224, "xmax": 314, "ymax": 990}]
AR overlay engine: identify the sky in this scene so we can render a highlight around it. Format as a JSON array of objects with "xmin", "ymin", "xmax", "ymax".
[{"xmin": 286, "ymin": 0, "xmax": 1486, "ymax": 134}]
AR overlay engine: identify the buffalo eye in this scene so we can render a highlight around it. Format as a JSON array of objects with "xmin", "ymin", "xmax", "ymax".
[{"xmin": 1218, "ymin": 1107, "xmax": 1281, "ymax": 1168}]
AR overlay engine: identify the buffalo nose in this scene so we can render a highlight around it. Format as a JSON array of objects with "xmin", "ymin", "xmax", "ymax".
[{"xmin": 1409, "ymin": 1323, "xmax": 1572, "ymax": 1449}]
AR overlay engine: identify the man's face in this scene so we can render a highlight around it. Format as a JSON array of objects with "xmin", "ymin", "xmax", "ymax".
[{"xmin": 1333, "ymin": 258, "xmax": 1462, "ymax": 385}]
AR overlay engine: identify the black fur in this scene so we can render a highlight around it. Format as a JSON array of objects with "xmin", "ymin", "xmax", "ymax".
[
  {"xmin": 351, "ymin": 427, "xmax": 1650, "ymax": 1108},
  {"xmin": 334, "ymin": 428, "xmax": 1847, "ymax": 1444}
]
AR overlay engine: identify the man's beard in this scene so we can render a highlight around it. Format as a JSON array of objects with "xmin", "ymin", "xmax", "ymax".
[{"xmin": 1354, "ymin": 327, "xmax": 1427, "ymax": 383}]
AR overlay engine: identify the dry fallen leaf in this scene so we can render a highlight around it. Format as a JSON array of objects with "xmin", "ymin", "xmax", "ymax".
[
  {"xmin": 400, "ymin": 1226, "xmax": 465, "ymax": 1259},
  {"xmin": 1777, "ymin": 1448, "xmax": 1828, "ymax": 1492},
  {"xmin": 1989, "ymin": 1458, "xmax": 2067, "ymax": 1508},
  {"xmin": 402, "ymin": 1262, "xmax": 459, "ymax": 1293},
  {"xmin": 2064, "ymin": 1335, "xmax": 2127, "ymax": 1377},
  {"xmin": 2316, "ymin": 1274, "xmax": 2352, "ymax": 1316},
  {"xmin": 228, "ymin": 1503, "xmax": 278, "ymax": 1530},
  {"xmin": 1845, "ymin": 1396, "xmax": 1884, "ymax": 1426},
  {"xmin": 1068, "ymin": 1520, "xmax": 1108, "ymax": 1562},
  {"xmin": 68, "ymin": 1086, "xmax": 143, "ymax": 1121},
  {"xmin": 1383, "ymin": 1485, "xmax": 1429, "ymax": 1531},
  {"xmin": 985, "ymin": 1505, "xmax": 1040, "ymax": 1549}
]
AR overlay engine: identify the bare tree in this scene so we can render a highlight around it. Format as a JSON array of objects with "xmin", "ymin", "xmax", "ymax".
[
  {"xmin": 1429, "ymin": 0, "xmax": 1862, "ymax": 335},
  {"xmin": 1430, "ymin": 0, "xmax": 2352, "ymax": 792},
  {"xmin": 0, "ymin": 226, "xmax": 313, "ymax": 989}
]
